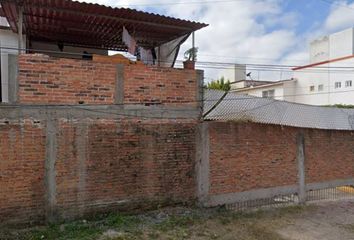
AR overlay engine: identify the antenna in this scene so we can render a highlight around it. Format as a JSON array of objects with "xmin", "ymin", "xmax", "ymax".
[{"xmin": 246, "ymin": 72, "xmax": 253, "ymax": 80}]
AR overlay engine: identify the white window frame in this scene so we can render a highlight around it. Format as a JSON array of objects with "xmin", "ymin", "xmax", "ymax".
[
  {"xmin": 309, "ymin": 85, "xmax": 315, "ymax": 92},
  {"xmin": 345, "ymin": 80, "xmax": 352, "ymax": 87}
]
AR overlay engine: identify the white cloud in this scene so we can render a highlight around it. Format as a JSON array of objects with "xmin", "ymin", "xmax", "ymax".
[
  {"xmin": 76, "ymin": 0, "xmax": 309, "ymax": 81},
  {"xmin": 324, "ymin": 1, "xmax": 354, "ymax": 32}
]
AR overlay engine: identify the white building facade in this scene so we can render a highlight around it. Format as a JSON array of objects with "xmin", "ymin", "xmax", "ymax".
[
  {"xmin": 293, "ymin": 28, "xmax": 354, "ymax": 105},
  {"xmin": 233, "ymin": 28, "xmax": 354, "ymax": 106},
  {"xmin": 231, "ymin": 79, "xmax": 297, "ymax": 102}
]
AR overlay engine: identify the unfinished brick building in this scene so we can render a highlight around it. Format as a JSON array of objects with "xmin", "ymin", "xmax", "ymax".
[{"xmin": 0, "ymin": 0, "xmax": 206, "ymax": 225}]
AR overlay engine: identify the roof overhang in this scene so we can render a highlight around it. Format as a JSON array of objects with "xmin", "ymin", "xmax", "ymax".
[{"xmin": 0, "ymin": 0, "xmax": 208, "ymax": 51}]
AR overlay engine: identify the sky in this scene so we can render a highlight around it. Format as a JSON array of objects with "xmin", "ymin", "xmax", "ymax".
[{"xmin": 78, "ymin": 0, "xmax": 354, "ymax": 82}]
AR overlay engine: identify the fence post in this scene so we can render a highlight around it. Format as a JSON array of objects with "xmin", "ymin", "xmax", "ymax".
[
  {"xmin": 296, "ymin": 132, "xmax": 306, "ymax": 204},
  {"xmin": 45, "ymin": 117, "xmax": 58, "ymax": 223},
  {"xmin": 196, "ymin": 122, "xmax": 210, "ymax": 205}
]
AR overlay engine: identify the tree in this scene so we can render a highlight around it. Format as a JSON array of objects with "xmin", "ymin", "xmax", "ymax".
[{"xmin": 206, "ymin": 77, "xmax": 231, "ymax": 91}]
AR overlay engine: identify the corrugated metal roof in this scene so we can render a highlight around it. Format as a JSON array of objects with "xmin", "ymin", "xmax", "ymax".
[
  {"xmin": 203, "ymin": 89, "xmax": 354, "ymax": 131},
  {"xmin": 0, "ymin": 0, "xmax": 207, "ymax": 51}
]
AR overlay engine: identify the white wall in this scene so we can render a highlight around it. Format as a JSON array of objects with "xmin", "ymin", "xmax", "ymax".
[
  {"xmin": 234, "ymin": 64, "xmax": 246, "ymax": 82},
  {"xmin": 310, "ymin": 28, "xmax": 354, "ymax": 64},
  {"xmin": 293, "ymin": 57, "xmax": 354, "ymax": 105},
  {"xmin": 283, "ymin": 80, "xmax": 297, "ymax": 102},
  {"xmin": 231, "ymin": 81, "xmax": 246, "ymax": 90},
  {"xmin": 329, "ymin": 28, "xmax": 354, "ymax": 60},
  {"xmin": 0, "ymin": 29, "xmax": 23, "ymax": 102},
  {"xmin": 235, "ymin": 84, "xmax": 285, "ymax": 101},
  {"xmin": 310, "ymin": 36, "xmax": 329, "ymax": 64},
  {"xmin": 294, "ymin": 28, "xmax": 354, "ymax": 106}
]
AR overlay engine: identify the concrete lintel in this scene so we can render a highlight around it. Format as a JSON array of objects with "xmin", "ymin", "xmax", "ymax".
[
  {"xmin": 0, "ymin": 105, "xmax": 200, "ymax": 120},
  {"xmin": 8, "ymin": 54, "xmax": 18, "ymax": 103},
  {"xmin": 196, "ymin": 122, "xmax": 209, "ymax": 204},
  {"xmin": 306, "ymin": 178, "xmax": 354, "ymax": 191},
  {"xmin": 45, "ymin": 118, "xmax": 58, "ymax": 223},
  {"xmin": 115, "ymin": 64, "xmax": 124, "ymax": 104},
  {"xmin": 205, "ymin": 185, "xmax": 298, "ymax": 207}
]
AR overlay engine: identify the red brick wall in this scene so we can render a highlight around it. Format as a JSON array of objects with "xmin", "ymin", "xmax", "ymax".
[
  {"xmin": 18, "ymin": 54, "xmax": 116, "ymax": 104},
  {"xmin": 0, "ymin": 118, "xmax": 197, "ymax": 224},
  {"xmin": 209, "ymin": 122, "xmax": 354, "ymax": 196},
  {"xmin": 305, "ymin": 129, "xmax": 354, "ymax": 183},
  {"xmin": 55, "ymin": 119, "xmax": 197, "ymax": 219},
  {"xmin": 209, "ymin": 122, "xmax": 298, "ymax": 195},
  {"xmin": 0, "ymin": 121, "xmax": 46, "ymax": 225},
  {"xmin": 124, "ymin": 64, "xmax": 198, "ymax": 106},
  {"xmin": 18, "ymin": 54, "xmax": 199, "ymax": 106},
  {"xmin": 3, "ymin": 118, "xmax": 353, "ymax": 225}
]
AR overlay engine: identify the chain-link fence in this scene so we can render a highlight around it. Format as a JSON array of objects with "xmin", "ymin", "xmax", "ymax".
[
  {"xmin": 204, "ymin": 89, "xmax": 354, "ymax": 130},
  {"xmin": 225, "ymin": 186, "xmax": 354, "ymax": 211}
]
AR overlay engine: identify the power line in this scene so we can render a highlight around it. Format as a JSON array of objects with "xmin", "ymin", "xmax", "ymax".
[
  {"xmin": 197, "ymin": 53, "xmax": 308, "ymax": 63},
  {"xmin": 3, "ymin": 45, "xmax": 354, "ymax": 73},
  {"xmin": 1, "ymin": 85, "xmax": 354, "ymax": 106}
]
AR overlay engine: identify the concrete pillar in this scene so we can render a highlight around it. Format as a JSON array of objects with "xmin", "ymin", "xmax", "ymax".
[
  {"xmin": 115, "ymin": 64, "xmax": 124, "ymax": 105},
  {"xmin": 196, "ymin": 122, "xmax": 210, "ymax": 205},
  {"xmin": 196, "ymin": 70, "xmax": 204, "ymax": 119},
  {"xmin": 8, "ymin": 54, "xmax": 18, "ymax": 103},
  {"xmin": 76, "ymin": 123, "xmax": 88, "ymax": 217},
  {"xmin": 45, "ymin": 118, "xmax": 58, "ymax": 223},
  {"xmin": 296, "ymin": 132, "xmax": 306, "ymax": 204}
]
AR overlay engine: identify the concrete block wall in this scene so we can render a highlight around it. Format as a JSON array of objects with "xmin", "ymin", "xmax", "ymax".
[{"xmin": 16, "ymin": 54, "xmax": 200, "ymax": 106}]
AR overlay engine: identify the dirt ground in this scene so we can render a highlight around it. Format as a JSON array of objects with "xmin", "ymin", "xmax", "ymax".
[
  {"xmin": 2, "ymin": 199, "xmax": 354, "ymax": 240},
  {"xmin": 277, "ymin": 199, "xmax": 354, "ymax": 240}
]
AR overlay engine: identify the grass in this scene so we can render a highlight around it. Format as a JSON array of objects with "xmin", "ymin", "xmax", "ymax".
[{"xmin": 0, "ymin": 205, "xmax": 310, "ymax": 240}]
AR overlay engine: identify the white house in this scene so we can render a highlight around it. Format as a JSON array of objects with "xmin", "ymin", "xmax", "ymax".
[
  {"xmin": 232, "ymin": 28, "xmax": 354, "ymax": 106},
  {"xmin": 231, "ymin": 79, "xmax": 297, "ymax": 102}
]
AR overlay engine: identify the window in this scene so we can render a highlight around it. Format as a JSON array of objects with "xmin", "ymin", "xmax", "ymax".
[
  {"xmin": 335, "ymin": 82, "xmax": 341, "ymax": 89},
  {"xmin": 318, "ymin": 84, "xmax": 324, "ymax": 91},
  {"xmin": 262, "ymin": 89, "xmax": 275, "ymax": 98},
  {"xmin": 346, "ymin": 80, "xmax": 352, "ymax": 87},
  {"xmin": 309, "ymin": 85, "xmax": 315, "ymax": 92}
]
